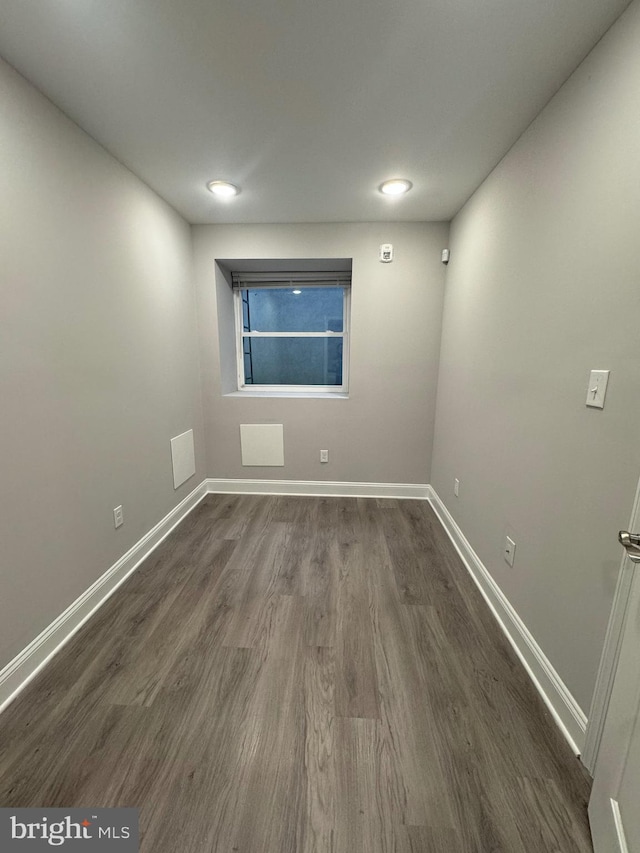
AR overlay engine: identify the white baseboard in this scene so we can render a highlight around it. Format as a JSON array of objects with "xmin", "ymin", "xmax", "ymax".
[
  {"xmin": 0, "ymin": 480, "xmax": 208, "ymax": 715},
  {"xmin": 206, "ymin": 478, "xmax": 430, "ymax": 500},
  {"xmin": 428, "ymin": 486, "xmax": 587, "ymax": 756},
  {"xmin": 612, "ymin": 799, "xmax": 631, "ymax": 853}
]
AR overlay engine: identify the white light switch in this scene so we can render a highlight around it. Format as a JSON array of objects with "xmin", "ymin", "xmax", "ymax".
[
  {"xmin": 504, "ymin": 536, "xmax": 516, "ymax": 567},
  {"xmin": 586, "ymin": 370, "xmax": 610, "ymax": 409}
]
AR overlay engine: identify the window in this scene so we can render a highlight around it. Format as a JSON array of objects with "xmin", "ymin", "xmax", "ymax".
[{"xmin": 232, "ymin": 271, "xmax": 350, "ymax": 393}]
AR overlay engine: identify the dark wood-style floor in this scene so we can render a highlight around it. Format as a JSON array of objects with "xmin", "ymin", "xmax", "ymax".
[{"xmin": 0, "ymin": 495, "xmax": 593, "ymax": 852}]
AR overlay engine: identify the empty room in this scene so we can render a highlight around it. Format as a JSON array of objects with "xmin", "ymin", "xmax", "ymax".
[{"xmin": 1, "ymin": 0, "xmax": 639, "ymax": 850}]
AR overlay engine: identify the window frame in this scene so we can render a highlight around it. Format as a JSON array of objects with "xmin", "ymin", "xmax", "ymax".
[{"xmin": 232, "ymin": 278, "xmax": 350, "ymax": 394}]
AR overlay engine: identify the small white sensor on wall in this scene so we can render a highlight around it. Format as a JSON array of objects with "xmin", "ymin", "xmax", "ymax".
[
  {"xmin": 379, "ymin": 244, "xmax": 394, "ymax": 263},
  {"xmin": 441, "ymin": 249, "xmax": 450, "ymax": 264}
]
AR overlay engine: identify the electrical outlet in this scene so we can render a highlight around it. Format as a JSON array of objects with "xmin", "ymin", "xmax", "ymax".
[
  {"xmin": 320, "ymin": 449, "xmax": 329, "ymax": 463},
  {"xmin": 504, "ymin": 535, "xmax": 516, "ymax": 567},
  {"xmin": 113, "ymin": 505, "xmax": 124, "ymax": 529},
  {"xmin": 454, "ymin": 478, "xmax": 460, "ymax": 497}
]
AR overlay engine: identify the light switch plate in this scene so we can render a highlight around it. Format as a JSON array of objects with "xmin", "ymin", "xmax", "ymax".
[
  {"xmin": 586, "ymin": 370, "xmax": 610, "ymax": 409},
  {"xmin": 504, "ymin": 536, "xmax": 516, "ymax": 567}
]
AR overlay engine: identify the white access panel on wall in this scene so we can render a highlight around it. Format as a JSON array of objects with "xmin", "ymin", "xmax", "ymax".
[
  {"xmin": 240, "ymin": 424, "xmax": 284, "ymax": 466},
  {"xmin": 170, "ymin": 429, "xmax": 196, "ymax": 489}
]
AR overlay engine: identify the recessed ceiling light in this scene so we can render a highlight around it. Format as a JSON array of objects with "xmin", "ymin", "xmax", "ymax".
[
  {"xmin": 379, "ymin": 178, "xmax": 413, "ymax": 196},
  {"xmin": 207, "ymin": 180, "xmax": 239, "ymax": 198}
]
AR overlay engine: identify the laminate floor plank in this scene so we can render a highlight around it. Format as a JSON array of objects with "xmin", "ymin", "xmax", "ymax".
[
  {"xmin": 301, "ymin": 646, "xmax": 335, "ymax": 853},
  {"xmin": 0, "ymin": 588, "xmax": 177, "ymax": 778},
  {"xmin": 221, "ymin": 522, "xmax": 298, "ymax": 651},
  {"xmin": 220, "ymin": 650, "xmax": 307, "ymax": 853},
  {"xmin": 104, "ymin": 538, "xmax": 239, "ymax": 706},
  {"xmin": 334, "ymin": 717, "xmax": 400, "ymax": 853},
  {"xmin": 302, "ymin": 529, "xmax": 338, "ymax": 648},
  {"xmin": 0, "ymin": 495, "xmax": 593, "ymax": 852},
  {"xmin": 334, "ymin": 531, "xmax": 380, "ymax": 719},
  {"xmin": 273, "ymin": 502, "xmax": 315, "ymax": 596},
  {"xmin": 513, "ymin": 776, "xmax": 594, "ymax": 853},
  {"xmin": 123, "ymin": 497, "xmax": 228, "ymax": 592},
  {"xmin": 379, "ymin": 505, "xmax": 454, "ymax": 607},
  {"xmin": 403, "ymin": 595, "xmax": 592, "ymax": 845},
  {"xmin": 359, "ymin": 500, "xmax": 457, "ymax": 828},
  {"xmin": 405, "ymin": 825, "xmax": 463, "ymax": 853}
]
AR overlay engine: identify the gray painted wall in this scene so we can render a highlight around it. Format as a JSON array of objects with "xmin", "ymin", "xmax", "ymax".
[
  {"xmin": 193, "ymin": 223, "xmax": 448, "ymax": 484},
  {"xmin": 431, "ymin": 0, "xmax": 640, "ymax": 715},
  {"xmin": 0, "ymin": 59, "xmax": 205, "ymax": 670}
]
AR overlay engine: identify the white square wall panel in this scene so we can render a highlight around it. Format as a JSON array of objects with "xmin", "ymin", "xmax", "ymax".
[
  {"xmin": 240, "ymin": 424, "xmax": 284, "ymax": 466},
  {"xmin": 171, "ymin": 429, "xmax": 196, "ymax": 489}
]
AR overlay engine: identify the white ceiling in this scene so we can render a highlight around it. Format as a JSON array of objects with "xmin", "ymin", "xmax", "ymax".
[{"xmin": 0, "ymin": 0, "xmax": 631, "ymax": 224}]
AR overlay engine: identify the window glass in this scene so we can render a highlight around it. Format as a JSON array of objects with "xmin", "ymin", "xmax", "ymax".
[
  {"xmin": 242, "ymin": 287, "xmax": 343, "ymax": 333},
  {"xmin": 234, "ymin": 276, "xmax": 350, "ymax": 391},
  {"xmin": 243, "ymin": 337, "xmax": 343, "ymax": 386}
]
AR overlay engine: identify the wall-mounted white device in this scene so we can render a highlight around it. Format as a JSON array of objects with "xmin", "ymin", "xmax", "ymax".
[
  {"xmin": 379, "ymin": 243, "xmax": 394, "ymax": 263},
  {"xmin": 441, "ymin": 249, "xmax": 450, "ymax": 264}
]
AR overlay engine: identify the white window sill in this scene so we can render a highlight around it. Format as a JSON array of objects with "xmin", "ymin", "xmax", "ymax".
[{"xmin": 224, "ymin": 390, "xmax": 349, "ymax": 399}]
